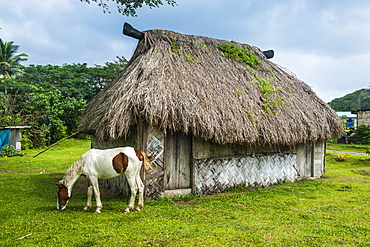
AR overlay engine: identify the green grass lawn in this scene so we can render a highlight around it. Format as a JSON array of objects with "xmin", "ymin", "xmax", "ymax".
[
  {"xmin": 0, "ymin": 140, "xmax": 369, "ymax": 246},
  {"xmin": 327, "ymin": 141, "xmax": 370, "ymax": 153}
]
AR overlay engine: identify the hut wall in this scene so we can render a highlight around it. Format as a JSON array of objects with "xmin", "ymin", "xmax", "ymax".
[
  {"xmin": 145, "ymin": 131, "xmax": 165, "ymax": 198},
  {"xmin": 313, "ymin": 141, "xmax": 326, "ymax": 178},
  {"xmin": 294, "ymin": 141, "xmax": 325, "ymax": 178},
  {"xmin": 192, "ymin": 137, "xmax": 249, "ymax": 159},
  {"xmin": 192, "ymin": 137, "xmax": 298, "ymax": 194},
  {"xmin": 147, "ymin": 131, "xmax": 193, "ymax": 197},
  {"xmin": 192, "ymin": 138, "xmax": 326, "ymax": 194},
  {"xmin": 356, "ymin": 110, "xmax": 370, "ymax": 126},
  {"xmin": 164, "ymin": 132, "xmax": 192, "ymax": 190},
  {"xmin": 91, "ymin": 125, "xmax": 326, "ymax": 198},
  {"xmin": 295, "ymin": 144, "xmax": 313, "ymax": 177},
  {"xmin": 194, "ymin": 154, "xmax": 298, "ymax": 194}
]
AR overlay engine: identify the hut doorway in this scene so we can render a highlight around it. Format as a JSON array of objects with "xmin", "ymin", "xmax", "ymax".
[{"xmin": 164, "ymin": 132, "xmax": 192, "ymax": 193}]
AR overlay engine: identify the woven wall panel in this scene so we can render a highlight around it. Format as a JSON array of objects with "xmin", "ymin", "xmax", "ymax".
[
  {"xmin": 144, "ymin": 131, "xmax": 165, "ymax": 198},
  {"xmin": 194, "ymin": 154, "xmax": 298, "ymax": 194}
]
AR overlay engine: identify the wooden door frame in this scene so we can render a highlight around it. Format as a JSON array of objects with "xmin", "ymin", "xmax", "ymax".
[{"xmin": 163, "ymin": 132, "xmax": 193, "ymax": 192}]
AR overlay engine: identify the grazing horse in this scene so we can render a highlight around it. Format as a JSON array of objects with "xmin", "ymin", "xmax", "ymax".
[{"xmin": 55, "ymin": 147, "xmax": 154, "ymax": 213}]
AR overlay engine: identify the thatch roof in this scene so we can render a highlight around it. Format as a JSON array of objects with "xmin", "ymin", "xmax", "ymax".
[{"xmin": 78, "ymin": 29, "xmax": 343, "ymax": 146}]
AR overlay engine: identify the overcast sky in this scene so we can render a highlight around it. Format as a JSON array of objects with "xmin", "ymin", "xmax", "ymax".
[{"xmin": 1, "ymin": 0, "xmax": 370, "ymax": 102}]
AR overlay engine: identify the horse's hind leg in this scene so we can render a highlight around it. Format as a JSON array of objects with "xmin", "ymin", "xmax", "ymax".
[
  {"xmin": 83, "ymin": 181, "xmax": 93, "ymax": 212},
  {"xmin": 135, "ymin": 174, "xmax": 144, "ymax": 212},
  {"xmin": 124, "ymin": 175, "xmax": 137, "ymax": 213},
  {"xmin": 89, "ymin": 176, "xmax": 103, "ymax": 213}
]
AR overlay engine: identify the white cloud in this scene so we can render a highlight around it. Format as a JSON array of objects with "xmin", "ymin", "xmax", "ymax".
[{"xmin": 273, "ymin": 48, "xmax": 370, "ymax": 102}]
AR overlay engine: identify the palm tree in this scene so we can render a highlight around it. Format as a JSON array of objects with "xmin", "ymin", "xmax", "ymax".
[{"xmin": 0, "ymin": 39, "xmax": 28, "ymax": 78}]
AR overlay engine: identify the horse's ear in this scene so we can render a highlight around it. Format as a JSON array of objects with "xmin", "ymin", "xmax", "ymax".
[
  {"xmin": 134, "ymin": 149, "xmax": 144, "ymax": 161},
  {"xmin": 55, "ymin": 182, "xmax": 65, "ymax": 188},
  {"xmin": 147, "ymin": 156, "xmax": 155, "ymax": 162}
]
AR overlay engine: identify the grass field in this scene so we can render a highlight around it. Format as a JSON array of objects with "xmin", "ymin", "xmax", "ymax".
[
  {"xmin": 327, "ymin": 142, "xmax": 370, "ymax": 153},
  {"xmin": 0, "ymin": 140, "xmax": 369, "ymax": 246}
]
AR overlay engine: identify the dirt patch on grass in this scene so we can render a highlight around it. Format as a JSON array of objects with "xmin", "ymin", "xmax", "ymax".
[
  {"xmin": 352, "ymin": 169, "xmax": 370, "ymax": 176},
  {"xmin": 327, "ymin": 150, "xmax": 368, "ymax": 156}
]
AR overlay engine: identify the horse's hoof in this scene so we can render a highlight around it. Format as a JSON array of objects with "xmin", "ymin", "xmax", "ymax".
[{"xmin": 94, "ymin": 211, "xmax": 101, "ymax": 214}]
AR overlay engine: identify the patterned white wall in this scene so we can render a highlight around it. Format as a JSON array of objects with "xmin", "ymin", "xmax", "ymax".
[
  {"xmin": 194, "ymin": 154, "xmax": 298, "ymax": 194},
  {"xmin": 145, "ymin": 132, "xmax": 165, "ymax": 198}
]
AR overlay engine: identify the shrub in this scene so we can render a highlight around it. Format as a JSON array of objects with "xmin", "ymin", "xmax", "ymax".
[
  {"xmin": 0, "ymin": 144, "xmax": 25, "ymax": 157},
  {"xmin": 353, "ymin": 125, "xmax": 370, "ymax": 144}
]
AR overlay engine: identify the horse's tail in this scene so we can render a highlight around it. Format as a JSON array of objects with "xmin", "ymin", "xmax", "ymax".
[{"xmin": 140, "ymin": 151, "xmax": 155, "ymax": 170}]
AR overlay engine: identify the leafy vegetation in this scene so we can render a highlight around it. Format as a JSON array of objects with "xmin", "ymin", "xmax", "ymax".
[
  {"xmin": 170, "ymin": 37, "xmax": 199, "ymax": 62},
  {"xmin": 250, "ymin": 70, "xmax": 282, "ymax": 113},
  {"xmin": 328, "ymin": 88, "xmax": 370, "ymax": 111},
  {"xmin": 218, "ymin": 43, "xmax": 261, "ymax": 69},
  {"xmin": 170, "ymin": 37, "xmax": 181, "ymax": 57},
  {"xmin": 217, "ymin": 43, "xmax": 285, "ymax": 113},
  {"xmin": 0, "ymin": 144, "xmax": 24, "ymax": 157},
  {"xmin": 0, "ymin": 57, "xmax": 127, "ymax": 148},
  {"xmin": 80, "ymin": 0, "xmax": 177, "ymax": 16},
  {"xmin": 0, "ymin": 38, "xmax": 28, "ymax": 78},
  {"xmin": 334, "ymin": 125, "xmax": 370, "ymax": 145},
  {"xmin": 0, "ymin": 140, "xmax": 369, "ymax": 246},
  {"xmin": 352, "ymin": 125, "xmax": 370, "ymax": 144}
]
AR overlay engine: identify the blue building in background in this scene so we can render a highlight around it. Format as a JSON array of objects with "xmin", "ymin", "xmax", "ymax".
[{"xmin": 336, "ymin": 112, "xmax": 357, "ymax": 129}]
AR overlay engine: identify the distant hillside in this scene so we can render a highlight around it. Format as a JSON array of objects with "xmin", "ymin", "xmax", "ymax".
[{"xmin": 328, "ymin": 88, "xmax": 370, "ymax": 111}]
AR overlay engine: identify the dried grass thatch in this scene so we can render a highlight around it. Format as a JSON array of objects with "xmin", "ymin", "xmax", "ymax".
[{"xmin": 78, "ymin": 29, "xmax": 343, "ymax": 146}]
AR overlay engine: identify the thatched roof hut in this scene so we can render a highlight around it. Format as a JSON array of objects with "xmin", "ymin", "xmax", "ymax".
[
  {"xmin": 79, "ymin": 28, "xmax": 342, "ymax": 146},
  {"xmin": 78, "ymin": 25, "xmax": 343, "ymax": 197}
]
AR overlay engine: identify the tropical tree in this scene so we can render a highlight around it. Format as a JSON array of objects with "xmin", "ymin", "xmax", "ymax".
[
  {"xmin": 0, "ymin": 57, "xmax": 127, "ymax": 148},
  {"xmin": 0, "ymin": 39, "xmax": 28, "ymax": 78},
  {"xmin": 80, "ymin": 0, "xmax": 177, "ymax": 16}
]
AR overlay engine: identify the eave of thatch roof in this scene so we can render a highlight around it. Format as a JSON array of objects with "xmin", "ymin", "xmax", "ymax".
[{"xmin": 78, "ymin": 29, "xmax": 343, "ymax": 146}]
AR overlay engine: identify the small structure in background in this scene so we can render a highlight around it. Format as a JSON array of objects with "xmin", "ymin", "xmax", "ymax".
[
  {"xmin": 351, "ymin": 109, "xmax": 370, "ymax": 127},
  {"xmin": 336, "ymin": 112, "xmax": 357, "ymax": 129},
  {"xmin": 0, "ymin": 126, "xmax": 31, "ymax": 152}
]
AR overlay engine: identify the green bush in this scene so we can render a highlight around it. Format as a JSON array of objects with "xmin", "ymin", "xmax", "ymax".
[
  {"xmin": 353, "ymin": 125, "xmax": 370, "ymax": 144},
  {"xmin": 0, "ymin": 144, "xmax": 25, "ymax": 157},
  {"xmin": 0, "ymin": 59, "xmax": 127, "ymax": 149}
]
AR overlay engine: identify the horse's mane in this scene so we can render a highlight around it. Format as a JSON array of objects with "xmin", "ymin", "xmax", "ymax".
[{"xmin": 60, "ymin": 155, "xmax": 84, "ymax": 185}]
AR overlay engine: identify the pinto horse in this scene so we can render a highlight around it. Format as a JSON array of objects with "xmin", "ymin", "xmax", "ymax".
[{"xmin": 55, "ymin": 147, "xmax": 154, "ymax": 213}]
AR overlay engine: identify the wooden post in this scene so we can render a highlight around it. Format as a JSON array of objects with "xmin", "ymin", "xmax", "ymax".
[{"xmin": 33, "ymin": 132, "xmax": 79, "ymax": 158}]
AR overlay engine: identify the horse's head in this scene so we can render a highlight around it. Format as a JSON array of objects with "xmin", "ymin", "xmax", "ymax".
[{"xmin": 55, "ymin": 182, "xmax": 71, "ymax": 211}]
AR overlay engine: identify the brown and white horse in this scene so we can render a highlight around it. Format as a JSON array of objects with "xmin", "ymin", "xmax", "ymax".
[{"xmin": 55, "ymin": 147, "xmax": 154, "ymax": 213}]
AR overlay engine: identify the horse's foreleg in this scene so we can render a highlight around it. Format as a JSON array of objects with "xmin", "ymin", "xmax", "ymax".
[
  {"xmin": 83, "ymin": 182, "xmax": 93, "ymax": 212},
  {"xmin": 89, "ymin": 177, "xmax": 102, "ymax": 213},
  {"xmin": 124, "ymin": 175, "xmax": 137, "ymax": 213},
  {"xmin": 135, "ymin": 174, "xmax": 144, "ymax": 212}
]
